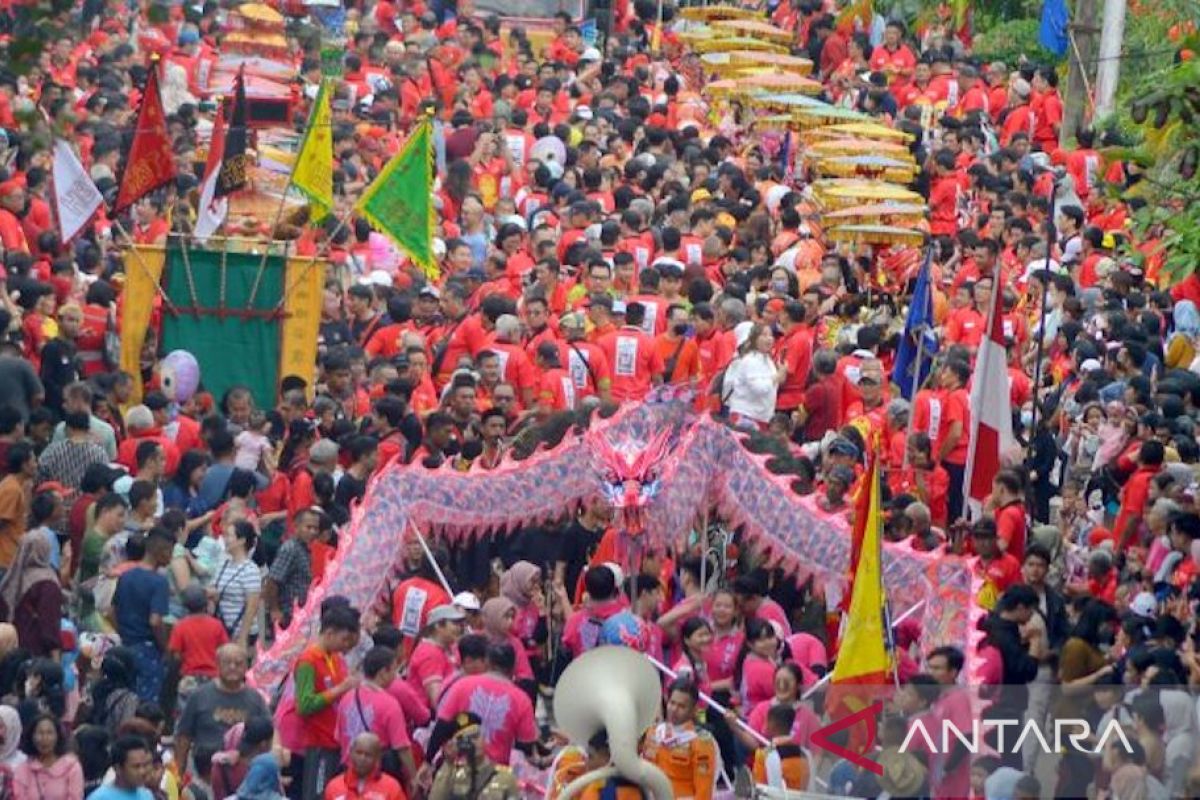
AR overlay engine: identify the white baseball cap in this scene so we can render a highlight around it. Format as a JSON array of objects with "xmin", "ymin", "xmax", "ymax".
[{"xmin": 453, "ymin": 591, "xmax": 482, "ymax": 612}]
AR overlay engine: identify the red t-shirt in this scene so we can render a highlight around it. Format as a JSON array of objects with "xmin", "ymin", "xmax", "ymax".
[
  {"xmin": 597, "ymin": 327, "xmax": 665, "ymax": 402},
  {"xmin": 167, "ymin": 614, "xmax": 229, "ymax": 677},
  {"xmin": 391, "ymin": 577, "xmax": 452, "ymax": 640},
  {"xmin": 406, "ymin": 639, "xmax": 457, "ymax": 708},
  {"xmin": 940, "ymin": 387, "xmax": 970, "ymax": 466},
  {"xmin": 994, "ymin": 501, "xmax": 1027, "ymax": 558},
  {"xmin": 1113, "ymin": 465, "xmax": 1160, "ymax": 549}
]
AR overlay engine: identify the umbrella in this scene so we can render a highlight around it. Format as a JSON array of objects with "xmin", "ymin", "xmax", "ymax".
[
  {"xmin": 814, "ymin": 181, "xmax": 925, "ymax": 209},
  {"xmin": 792, "ymin": 106, "xmax": 871, "ymax": 127},
  {"xmin": 807, "ymin": 137, "xmax": 914, "ymax": 159},
  {"xmin": 826, "ymin": 225, "xmax": 927, "ymax": 247},
  {"xmin": 727, "ymin": 52, "xmax": 814, "ymax": 76},
  {"xmin": 820, "ymin": 122, "xmax": 915, "ymax": 143},
  {"xmin": 746, "ymin": 92, "xmax": 829, "ymax": 112},
  {"xmin": 703, "ymin": 73, "xmax": 822, "ymax": 99},
  {"xmin": 822, "ymin": 203, "xmax": 928, "ymax": 224},
  {"xmin": 712, "ymin": 19, "xmax": 794, "ymax": 44},
  {"xmin": 815, "ymin": 155, "xmax": 918, "ymax": 182},
  {"xmin": 694, "ymin": 36, "xmax": 789, "ymax": 54}
]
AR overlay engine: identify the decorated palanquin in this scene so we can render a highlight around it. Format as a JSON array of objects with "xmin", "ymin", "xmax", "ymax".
[{"xmin": 249, "ymin": 396, "xmax": 979, "ymax": 691}]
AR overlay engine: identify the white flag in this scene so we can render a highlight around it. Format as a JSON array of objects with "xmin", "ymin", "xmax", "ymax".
[
  {"xmin": 193, "ymin": 104, "xmax": 229, "ymax": 242},
  {"xmin": 51, "ymin": 139, "xmax": 103, "ymax": 244}
]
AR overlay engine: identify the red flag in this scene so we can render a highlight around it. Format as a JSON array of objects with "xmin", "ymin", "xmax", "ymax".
[
  {"xmin": 963, "ymin": 262, "xmax": 1017, "ymax": 505},
  {"xmin": 113, "ymin": 60, "xmax": 176, "ymax": 214}
]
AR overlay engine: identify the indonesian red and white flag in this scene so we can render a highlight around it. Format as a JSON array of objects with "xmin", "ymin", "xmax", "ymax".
[
  {"xmin": 51, "ymin": 139, "xmax": 103, "ymax": 244},
  {"xmin": 193, "ymin": 103, "xmax": 229, "ymax": 242},
  {"xmin": 963, "ymin": 261, "xmax": 1017, "ymax": 511}
]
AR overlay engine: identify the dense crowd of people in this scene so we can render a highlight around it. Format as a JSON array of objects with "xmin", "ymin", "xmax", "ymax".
[{"xmin": 0, "ymin": 0, "xmax": 1195, "ymax": 797}]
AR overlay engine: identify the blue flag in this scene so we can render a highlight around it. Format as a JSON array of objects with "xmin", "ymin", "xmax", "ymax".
[
  {"xmin": 892, "ymin": 249, "xmax": 939, "ymax": 399},
  {"xmin": 1039, "ymin": 0, "xmax": 1070, "ymax": 58}
]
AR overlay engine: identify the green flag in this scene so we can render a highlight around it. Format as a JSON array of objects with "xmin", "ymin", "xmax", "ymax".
[{"xmin": 355, "ymin": 119, "xmax": 436, "ymax": 278}]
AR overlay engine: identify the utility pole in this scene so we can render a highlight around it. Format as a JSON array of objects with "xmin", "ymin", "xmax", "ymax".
[
  {"xmin": 1061, "ymin": 0, "xmax": 1101, "ymax": 147},
  {"xmin": 1094, "ymin": 0, "xmax": 1128, "ymax": 118}
]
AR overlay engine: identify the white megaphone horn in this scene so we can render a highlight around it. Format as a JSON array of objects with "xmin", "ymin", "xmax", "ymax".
[{"xmin": 552, "ymin": 646, "xmax": 675, "ymax": 799}]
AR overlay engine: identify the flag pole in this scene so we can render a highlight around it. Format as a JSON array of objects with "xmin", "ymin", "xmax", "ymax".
[
  {"xmin": 900, "ymin": 325, "xmax": 925, "ymax": 469},
  {"xmin": 247, "ymin": 79, "xmax": 326, "ymax": 310},
  {"xmin": 273, "ymin": 205, "xmax": 355, "ymax": 310},
  {"xmin": 959, "ymin": 257, "xmax": 1004, "ymax": 522},
  {"xmin": 800, "ymin": 599, "xmax": 926, "ymax": 700}
]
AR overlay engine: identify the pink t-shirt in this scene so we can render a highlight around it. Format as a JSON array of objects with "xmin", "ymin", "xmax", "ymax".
[
  {"xmin": 436, "ymin": 674, "xmax": 538, "ymax": 766},
  {"xmin": 272, "ymin": 676, "xmax": 305, "ymax": 752},
  {"xmin": 705, "ymin": 629, "xmax": 744, "ymax": 683},
  {"xmin": 336, "ymin": 684, "xmax": 411, "ymax": 760},
  {"xmin": 748, "ymin": 700, "xmax": 821, "ymax": 747},
  {"xmin": 407, "ymin": 639, "xmax": 458, "ymax": 708},
  {"xmin": 511, "ymin": 603, "xmax": 539, "ymax": 642},
  {"xmin": 506, "ymin": 633, "xmax": 535, "ymax": 682},
  {"xmin": 931, "ymin": 687, "xmax": 974, "ymax": 798},
  {"xmin": 387, "ymin": 677, "xmax": 433, "ymax": 730},
  {"xmin": 739, "ymin": 655, "xmax": 777, "ymax": 710},
  {"xmin": 784, "ymin": 633, "xmax": 827, "ymax": 673}
]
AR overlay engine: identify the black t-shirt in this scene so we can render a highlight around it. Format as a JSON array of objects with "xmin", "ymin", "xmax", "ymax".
[
  {"xmin": 557, "ymin": 519, "xmax": 604, "ymax": 595},
  {"xmin": 0, "ymin": 355, "xmax": 43, "ymax": 421},
  {"xmin": 39, "ymin": 337, "xmax": 80, "ymax": 413},
  {"xmin": 319, "ymin": 320, "xmax": 353, "ymax": 351}
]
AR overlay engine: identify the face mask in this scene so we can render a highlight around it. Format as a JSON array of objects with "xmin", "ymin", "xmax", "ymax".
[
  {"xmin": 673, "ymin": 323, "xmax": 689, "ymax": 337},
  {"xmin": 770, "ymin": 279, "xmax": 789, "ymax": 293},
  {"xmin": 1020, "ymin": 409, "xmax": 1033, "ymax": 429}
]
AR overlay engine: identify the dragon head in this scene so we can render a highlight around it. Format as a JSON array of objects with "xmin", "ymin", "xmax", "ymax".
[{"xmin": 589, "ymin": 425, "xmax": 676, "ymax": 535}]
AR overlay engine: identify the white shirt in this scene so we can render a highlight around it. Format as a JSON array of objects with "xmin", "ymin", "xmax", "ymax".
[{"xmin": 724, "ymin": 352, "xmax": 779, "ymax": 424}]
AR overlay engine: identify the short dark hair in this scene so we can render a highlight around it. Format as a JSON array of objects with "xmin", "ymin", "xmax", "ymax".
[
  {"xmin": 583, "ymin": 565, "xmax": 616, "ymax": 601},
  {"xmin": 458, "ymin": 633, "xmax": 489, "ymax": 662},
  {"xmin": 110, "ymin": 735, "xmax": 151, "ymax": 769},
  {"xmin": 766, "ymin": 704, "xmax": 796, "ymax": 733},
  {"xmin": 128, "ymin": 480, "xmax": 157, "ymax": 509},
  {"xmin": 94, "ymin": 492, "xmax": 127, "ymax": 516},
  {"xmin": 927, "ymin": 645, "xmax": 964, "ymax": 673},
  {"xmin": 362, "ymin": 646, "xmax": 397, "ymax": 678},
  {"xmin": 487, "ymin": 642, "xmax": 516, "ymax": 674},
  {"xmin": 5, "ymin": 441, "xmax": 33, "ymax": 474},
  {"xmin": 1024, "ymin": 544, "xmax": 1052, "ymax": 566},
  {"xmin": 320, "ymin": 604, "xmax": 360, "ymax": 634},
  {"xmin": 135, "ymin": 440, "xmax": 162, "ymax": 470}
]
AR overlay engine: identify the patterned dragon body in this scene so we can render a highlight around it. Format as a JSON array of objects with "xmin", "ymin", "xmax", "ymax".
[{"xmin": 249, "ymin": 398, "xmax": 981, "ymax": 692}]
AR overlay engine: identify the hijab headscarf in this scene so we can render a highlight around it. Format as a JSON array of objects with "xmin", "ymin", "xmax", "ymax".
[
  {"xmin": 90, "ymin": 647, "xmax": 136, "ymax": 723},
  {"xmin": 500, "ymin": 562, "xmax": 541, "ymax": 607},
  {"xmin": 1167, "ymin": 301, "xmax": 1200, "ymax": 368},
  {"xmin": 0, "ymin": 705, "xmax": 23, "ymax": 764},
  {"xmin": 0, "ymin": 535, "xmax": 58, "ymax": 621},
  {"xmin": 481, "ymin": 597, "xmax": 516, "ymax": 642}
]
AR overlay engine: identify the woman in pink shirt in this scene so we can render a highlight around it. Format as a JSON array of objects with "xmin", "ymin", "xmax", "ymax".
[
  {"xmin": 11, "ymin": 714, "xmax": 83, "ymax": 800},
  {"xmin": 498, "ymin": 561, "xmax": 545, "ymax": 676},
  {"xmin": 735, "ymin": 618, "xmax": 780, "ymax": 711},
  {"xmin": 703, "ymin": 589, "xmax": 743, "ymax": 691},
  {"xmin": 672, "ymin": 617, "xmax": 714, "ymax": 695},
  {"xmin": 480, "ymin": 597, "xmax": 535, "ymax": 686},
  {"xmin": 739, "ymin": 664, "xmax": 822, "ymax": 749}
]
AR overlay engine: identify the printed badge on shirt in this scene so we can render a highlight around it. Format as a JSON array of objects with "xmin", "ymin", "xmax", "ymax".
[{"xmin": 615, "ymin": 336, "xmax": 638, "ymax": 377}]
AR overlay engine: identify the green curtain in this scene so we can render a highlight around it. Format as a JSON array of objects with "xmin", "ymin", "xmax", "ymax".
[{"xmin": 161, "ymin": 245, "xmax": 284, "ymax": 410}]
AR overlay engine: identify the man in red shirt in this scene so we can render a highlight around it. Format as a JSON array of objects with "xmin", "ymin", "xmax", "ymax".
[
  {"xmin": 1030, "ymin": 67, "xmax": 1063, "ymax": 153},
  {"xmin": 534, "ymin": 342, "xmax": 575, "ymax": 414},
  {"xmin": 972, "ymin": 518, "xmax": 1021, "ymax": 611},
  {"xmin": 558, "ymin": 313, "xmax": 612, "ymax": 403},
  {"xmin": 0, "ymin": 181, "xmax": 29, "ymax": 255},
  {"xmin": 1000, "ymin": 79, "xmax": 1037, "ymax": 147},
  {"xmin": 1061, "ymin": 128, "xmax": 1102, "ymax": 200},
  {"xmin": 868, "ymin": 20, "xmax": 917, "ymax": 86},
  {"xmin": 954, "ymin": 65, "xmax": 990, "ymax": 118},
  {"xmin": 929, "ymin": 150, "xmax": 961, "ymax": 236},
  {"xmin": 992, "ymin": 469, "xmax": 1028, "ymax": 558},
  {"xmin": 936, "ymin": 360, "xmax": 971, "ymax": 524},
  {"xmin": 774, "ymin": 299, "xmax": 815, "ymax": 414},
  {"xmin": 596, "ymin": 302, "xmax": 665, "ymax": 402},
  {"xmin": 943, "ymin": 281, "xmax": 986, "ymax": 351},
  {"xmin": 324, "ymin": 733, "xmax": 406, "ymax": 800},
  {"xmin": 985, "ymin": 61, "xmax": 1010, "ymax": 118},
  {"xmin": 692, "ymin": 303, "xmax": 735, "ymax": 398},
  {"xmin": 1114, "ymin": 440, "xmax": 1165, "ymax": 552},
  {"xmin": 654, "ymin": 305, "xmax": 701, "ymax": 387}
]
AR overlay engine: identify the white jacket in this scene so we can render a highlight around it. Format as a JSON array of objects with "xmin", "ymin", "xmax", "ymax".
[{"xmin": 724, "ymin": 352, "xmax": 779, "ymax": 424}]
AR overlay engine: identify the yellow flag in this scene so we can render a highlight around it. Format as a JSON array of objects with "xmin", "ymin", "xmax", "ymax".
[
  {"xmin": 831, "ymin": 458, "xmax": 891, "ymax": 683},
  {"xmin": 292, "ymin": 79, "xmax": 334, "ymax": 220}
]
